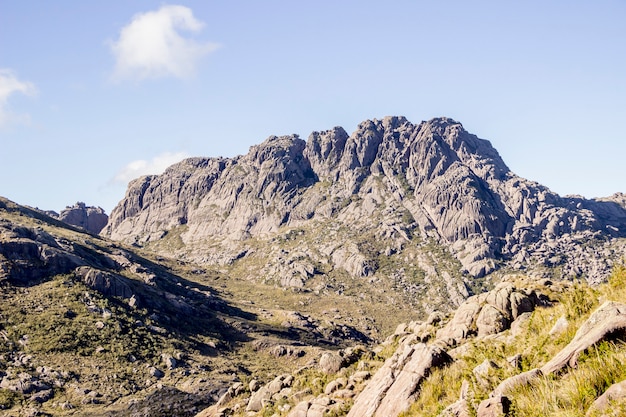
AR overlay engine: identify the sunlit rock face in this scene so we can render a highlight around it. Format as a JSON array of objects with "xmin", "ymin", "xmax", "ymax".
[{"xmin": 103, "ymin": 116, "xmax": 626, "ymax": 284}]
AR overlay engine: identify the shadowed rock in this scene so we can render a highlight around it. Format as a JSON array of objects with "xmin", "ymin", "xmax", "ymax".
[{"xmin": 74, "ymin": 266, "xmax": 134, "ymax": 299}]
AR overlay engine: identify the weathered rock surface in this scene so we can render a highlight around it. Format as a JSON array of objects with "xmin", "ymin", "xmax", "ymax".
[
  {"xmin": 74, "ymin": 266, "xmax": 135, "ymax": 299},
  {"xmin": 586, "ymin": 379, "xmax": 626, "ymax": 416},
  {"xmin": 103, "ymin": 116, "xmax": 626, "ymax": 285},
  {"xmin": 436, "ymin": 281, "xmax": 545, "ymax": 346},
  {"xmin": 346, "ymin": 343, "xmax": 451, "ymax": 417},
  {"xmin": 57, "ymin": 202, "xmax": 108, "ymax": 234},
  {"xmin": 541, "ymin": 301, "xmax": 626, "ymax": 374}
]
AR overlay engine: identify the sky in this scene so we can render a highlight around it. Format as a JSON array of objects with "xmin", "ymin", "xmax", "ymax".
[{"xmin": 1, "ymin": 1, "xmax": 625, "ymax": 214}]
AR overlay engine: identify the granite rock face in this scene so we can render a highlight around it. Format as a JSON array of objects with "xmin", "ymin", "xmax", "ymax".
[
  {"xmin": 102, "ymin": 117, "xmax": 626, "ymax": 284},
  {"xmin": 58, "ymin": 202, "xmax": 108, "ymax": 234}
]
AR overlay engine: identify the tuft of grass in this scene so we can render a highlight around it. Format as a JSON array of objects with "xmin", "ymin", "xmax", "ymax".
[{"xmin": 511, "ymin": 342, "xmax": 626, "ymax": 416}]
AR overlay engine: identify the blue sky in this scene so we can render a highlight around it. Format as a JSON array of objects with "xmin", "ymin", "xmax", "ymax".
[{"xmin": 1, "ymin": 1, "xmax": 625, "ymax": 213}]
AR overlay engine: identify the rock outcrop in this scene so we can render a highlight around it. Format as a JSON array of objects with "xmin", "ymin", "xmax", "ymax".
[
  {"xmin": 103, "ymin": 116, "xmax": 626, "ymax": 285},
  {"xmin": 346, "ymin": 343, "xmax": 451, "ymax": 417},
  {"xmin": 435, "ymin": 281, "xmax": 546, "ymax": 347},
  {"xmin": 57, "ymin": 202, "xmax": 108, "ymax": 234}
]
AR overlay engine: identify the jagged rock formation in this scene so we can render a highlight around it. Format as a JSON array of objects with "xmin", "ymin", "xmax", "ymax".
[
  {"xmin": 103, "ymin": 116, "xmax": 626, "ymax": 287},
  {"xmin": 57, "ymin": 202, "xmax": 108, "ymax": 234},
  {"xmin": 435, "ymin": 280, "xmax": 548, "ymax": 346}
]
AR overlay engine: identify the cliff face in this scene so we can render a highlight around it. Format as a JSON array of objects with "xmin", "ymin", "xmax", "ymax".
[{"xmin": 103, "ymin": 116, "xmax": 626, "ymax": 284}]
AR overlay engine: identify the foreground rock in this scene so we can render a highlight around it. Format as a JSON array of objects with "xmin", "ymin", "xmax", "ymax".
[
  {"xmin": 541, "ymin": 301, "xmax": 626, "ymax": 374},
  {"xmin": 476, "ymin": 300, "xmax": 626, "ymax": 414},
  {"xmin": 586, "ymin": 379, "xmax": 626, "ymax": 416},
  {"xmin": 346, "ymin": 343, "xmax": 451, "ymax": 417}
]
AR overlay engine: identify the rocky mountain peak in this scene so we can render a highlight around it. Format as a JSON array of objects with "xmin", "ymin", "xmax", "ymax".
[{"xmin": 102, "ymin": 116, "xmax": 626, "ymax": 286}]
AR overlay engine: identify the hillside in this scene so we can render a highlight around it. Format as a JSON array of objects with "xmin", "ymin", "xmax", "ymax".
[
  {"xmin": 0, "ymin": 197, "xmax": 372, "ymax": 416},
  {"xmin": 196, "ymin": 267, "xmax": 626, "ymax": 417},
  {"xmin": 4, "ymin": 195, "xmax": 626, "ymax": 416}
]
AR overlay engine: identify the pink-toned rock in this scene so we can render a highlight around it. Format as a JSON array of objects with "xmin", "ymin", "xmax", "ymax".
[
  {"xmin": 541, "ymin": 302, "xmax": 626, "ymax": 374},
  {"xmin": 346, "ymin": 343, "xmax": 451, "ymax": 417},
  {"xmin": 476, "ymin": 395, "xmax": 511, "ymax": 417}
]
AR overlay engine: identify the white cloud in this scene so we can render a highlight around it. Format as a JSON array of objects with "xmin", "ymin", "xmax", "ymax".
[
  {"xmin": 0, "ymin": 69, "xmax": 36, "ymax": 127},
  {"xmin": 113, "ymin": 151, "xmax": 190, "ymax": 184},
  {"xmin": 110, "ymin": 5, "xmax": 219, "ymax": 81}
]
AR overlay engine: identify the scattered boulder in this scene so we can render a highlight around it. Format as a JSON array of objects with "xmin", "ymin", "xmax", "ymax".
[
  {"xmin": 162, "ymin": 354, "xmax": 177, "ymax": 370},
  {"xmin": 318, "ymin": 352, "xmax": 344, "ymax": 375},
  {"xmin": 476, "ymin": 395, "xmax": 511, "ymax": 417},
  {"xmin": 473, "ymin": 360, "xmax": 499, "ymax": 388},
  {"xmin": 548, "ymin": 315, "xmax": 569, "ymax": 336},
  {"xmin": 246, "ymin": 374, "xmax": 293, "ymax": 412},
  {"xmin": 148, "ymin": 367, "xmax": 164, "ymax": 379}
]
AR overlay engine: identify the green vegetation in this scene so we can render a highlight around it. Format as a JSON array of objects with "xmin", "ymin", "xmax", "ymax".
[{"xmin": 0, "ymin": 389, "xmax": 23, "ymax": 410}]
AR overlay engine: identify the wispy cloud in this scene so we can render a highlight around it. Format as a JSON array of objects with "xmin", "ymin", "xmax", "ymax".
[
  {"xmin": 110, "ymin": 5, "xmax": 219, "ymax": 81},
  {"xmin": 113, "ymin": 151, "xmax": 190, "ymax": 184},
  {"xmin": 0, "ymin": 69, "xmax": 36, "ymax": 127}
]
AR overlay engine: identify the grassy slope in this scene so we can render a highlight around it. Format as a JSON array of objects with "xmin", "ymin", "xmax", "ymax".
[
  {"xmin": 402, "ymin": 265, "xmax": 626, "ymax": 417},
  {"xmin": 0, "ymin": 199, "xmax": 325, "ymax": 415}
]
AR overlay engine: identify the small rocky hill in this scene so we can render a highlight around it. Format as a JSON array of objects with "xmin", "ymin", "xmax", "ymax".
[{"xmin": 102, "ymin": 116, "xmax": 626, "ymax": 316}]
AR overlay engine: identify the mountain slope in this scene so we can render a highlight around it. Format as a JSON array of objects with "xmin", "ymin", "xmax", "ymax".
[
  {"xmin": 0, "ymin": 197, "xmax": 376, "ymax": 416},
  {"xmin": 194, "ymin": 268, "xmax": 626, "ymax": 417}
]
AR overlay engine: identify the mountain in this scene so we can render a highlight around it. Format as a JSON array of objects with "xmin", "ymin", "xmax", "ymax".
[
  {"xmin": 3, "ymin": 116, "xmax": 626, "ymax": 416},
  {"xmin": 103, "ymin": 116, "xmax": 626, "ymax": 296}
]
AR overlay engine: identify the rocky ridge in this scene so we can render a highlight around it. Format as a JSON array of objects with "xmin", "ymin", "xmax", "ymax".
[{"xmin": 103, "ymin": 116, "xmax": 626, "ymax": 292}]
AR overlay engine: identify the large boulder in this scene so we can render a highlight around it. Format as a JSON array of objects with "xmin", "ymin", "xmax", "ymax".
[
  {"xmin": 74, "ymin": 266, "xmax": 135, "ymax": 299},
  {"xmin": 346, "ymin": 343, "xmax": 451, "ymax": 417}
]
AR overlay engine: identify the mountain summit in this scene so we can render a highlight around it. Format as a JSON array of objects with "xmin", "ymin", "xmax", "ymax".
[{"xmin": 103, "ymin": 116, "xmax": 626, "ymax": 294}]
